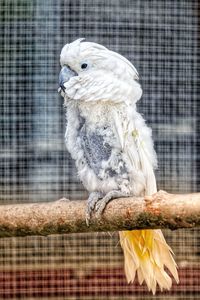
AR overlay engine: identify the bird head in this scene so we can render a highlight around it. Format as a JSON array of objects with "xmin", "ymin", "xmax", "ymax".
[{"xmin": 58, "ymin": 38, "xmax": 142, "ymax": 106}]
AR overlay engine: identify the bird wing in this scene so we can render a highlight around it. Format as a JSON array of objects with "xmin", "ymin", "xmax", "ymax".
[{"xmin": 112, "ymin": 104, "xmax": 157, "ymax": 196}]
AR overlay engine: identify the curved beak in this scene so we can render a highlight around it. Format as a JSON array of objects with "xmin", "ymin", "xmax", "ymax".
[{"xmin": 59, "ymin": 65, "xmax": 77, "ymax": 92}]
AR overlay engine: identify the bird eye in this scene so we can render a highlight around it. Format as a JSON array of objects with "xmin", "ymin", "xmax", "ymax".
[{"xmin": 81, "ymin": 63, "xmax": 88, "ymax": 70}]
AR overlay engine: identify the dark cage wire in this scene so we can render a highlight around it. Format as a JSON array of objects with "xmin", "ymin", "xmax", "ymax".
[{"xmin": 0, "ymin": 0, "xmax": 199, "ymax": 299}]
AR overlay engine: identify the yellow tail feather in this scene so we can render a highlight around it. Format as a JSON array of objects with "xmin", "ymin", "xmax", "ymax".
[{"xmin": 119, "ymin": 229, "xmax": 179, "ymax": 294}]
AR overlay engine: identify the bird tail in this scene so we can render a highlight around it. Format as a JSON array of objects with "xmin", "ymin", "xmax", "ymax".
[{"xmin": 119, "ymin": 229, "xmax": 179, "ymax": 294}]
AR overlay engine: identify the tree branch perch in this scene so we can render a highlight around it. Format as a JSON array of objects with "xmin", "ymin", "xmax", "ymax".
[{"xmin": 0, "ymin": 190, "xmax": 200, "ymax": 237}]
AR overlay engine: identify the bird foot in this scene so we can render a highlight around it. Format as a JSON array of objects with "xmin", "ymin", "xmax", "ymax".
[
  {"xmin": 86, "ymin": 190, "xmax": 130, "ymax": 225},
  {"xmin": 95, "ymin": 190, "xmax": 130, "ymax": 217}
]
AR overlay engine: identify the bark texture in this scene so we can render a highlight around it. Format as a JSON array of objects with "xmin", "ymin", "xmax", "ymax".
[{"xmin": 0, "ymin": 190, "xmax": 199, "ymax": 237}]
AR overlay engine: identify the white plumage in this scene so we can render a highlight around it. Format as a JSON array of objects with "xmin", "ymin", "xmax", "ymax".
[{"xmin": 58, "ymin": 38, "xmax": 179, "ymax": 294}]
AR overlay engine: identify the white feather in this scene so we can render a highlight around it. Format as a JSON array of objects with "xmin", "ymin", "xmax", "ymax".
[{"xmin": 60, "ymin": 39, "xmax": 179, "ymax": 294}]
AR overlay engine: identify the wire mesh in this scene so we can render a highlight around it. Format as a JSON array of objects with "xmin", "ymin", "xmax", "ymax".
[{"xmin": 0, "ymin": 0, "xmax": 199, "ymax": 299}]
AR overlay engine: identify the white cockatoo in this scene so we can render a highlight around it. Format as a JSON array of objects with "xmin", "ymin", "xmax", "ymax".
[{"xmin": 58, "ymin": 38, "xmax": 179, "ymax": 294}]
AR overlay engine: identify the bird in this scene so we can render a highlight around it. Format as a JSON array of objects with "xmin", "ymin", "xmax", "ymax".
[{"xmin": 58, "ymin": 38, "xmax": 179, "ymax": 294}]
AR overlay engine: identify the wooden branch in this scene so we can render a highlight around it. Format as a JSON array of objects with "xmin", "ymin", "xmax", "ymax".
[{"xmin": 0, "ymin": 190, "xmax": 200, "ymax": 237}]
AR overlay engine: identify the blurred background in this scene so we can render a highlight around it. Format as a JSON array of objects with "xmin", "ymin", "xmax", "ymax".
[{"xmin": 0, "ymin": 0, "xmax": 199, "ymax": 299}]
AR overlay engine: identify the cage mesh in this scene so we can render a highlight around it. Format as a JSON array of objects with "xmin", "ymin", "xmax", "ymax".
[{"xmin": 0, "ymin": 0, "xmax": 199, "ymax": 299}]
